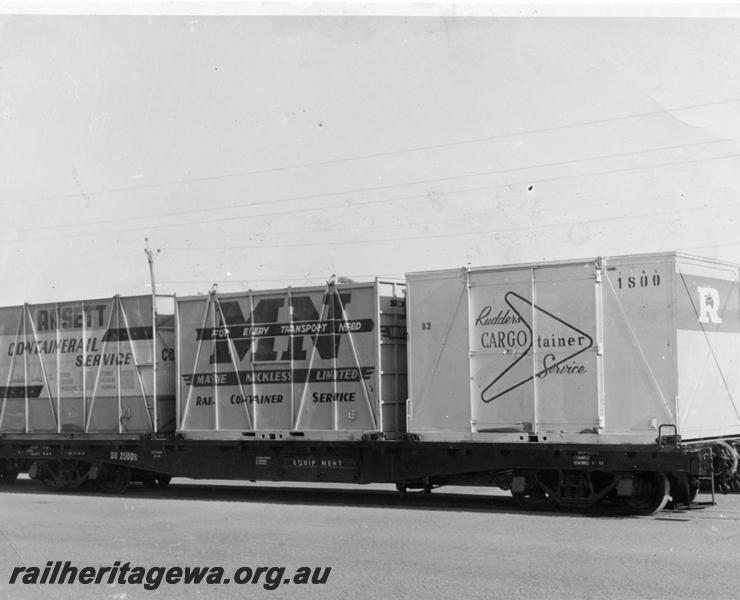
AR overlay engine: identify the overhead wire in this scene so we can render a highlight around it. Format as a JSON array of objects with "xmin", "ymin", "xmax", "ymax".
[
  {"xmin": 4, "ymin": 134, "xmax": 740, "ymax": 237},
  {"xmin": 5, "ymin": 98, "xmax": 740, "ymax": 290},
  {"xmin": 157, "ymin": 184, "xmax": 733, "ymax": 243},
  {"xmin": 8, "ymin": 183, "xmax": 732, "ymax": 276},
  {"xmin": 6, "ymin": 96, "xmax": 740, "ymax": 207},
  {"xmin": 9, "ymin": 145, "xmax": 740, "ymax": 244},
  {"xmin": 165, "ymin": 197, "xmax": 739, "ymax": 250},
  {"xmin": 8, "ymin": 203, "xmax": 739, "ymax": 287},
  {"xmin": 5, "ymin": 138, "xmax": 740, "ymax": 242},
  {"xmin": 14, "ymin": 192, "xmax": 732, "ymax": 275}
]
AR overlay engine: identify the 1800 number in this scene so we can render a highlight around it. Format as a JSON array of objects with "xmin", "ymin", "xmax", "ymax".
[{"xmin": 617, "ymin": 272, "xmax": 661, "ymax": 289}]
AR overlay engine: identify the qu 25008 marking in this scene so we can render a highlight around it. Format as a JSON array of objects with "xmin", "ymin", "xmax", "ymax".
[{"xmin": 110, "ymin": 451, "xmax": 138, "ymax": 462}]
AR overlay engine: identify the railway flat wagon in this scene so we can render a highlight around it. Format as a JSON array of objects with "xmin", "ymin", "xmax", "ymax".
[{"xmin": 0, "ymin": 255, "xmax": 734, "ymax": 515}]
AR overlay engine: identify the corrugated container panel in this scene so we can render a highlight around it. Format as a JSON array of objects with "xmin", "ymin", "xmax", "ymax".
[
  {"xmin": 0, "ymin": 295, "xmax": 176, "ymax": 435},
  {"xmin": 176, "ymin": 280, "xmax": 406, "ymax": 439},
  {"xmin": 407, "ymin": 252, "xmax": 740, "ymax": 444}
]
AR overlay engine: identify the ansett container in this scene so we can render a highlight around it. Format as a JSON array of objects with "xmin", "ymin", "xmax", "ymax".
[
  {"xmin": 407, "ymin": 252, "xmax": 740, "ymax": 444},
  {"xmin": 176, "ymin": 280, "xmax": 407, "ymax": 439},
  {"xmin": 0, "ymin": 295, "xmax": 176, "ymax": 435}
]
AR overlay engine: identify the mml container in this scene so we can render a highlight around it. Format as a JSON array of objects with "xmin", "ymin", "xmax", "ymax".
[
  {"xmin": 176, "ymin": 280, "xmax": 406, "ymax": 439},
  {"xmin": 407, "ymin": 252, "xmax": 740, "ymax": 444},
  {"xmin": 0, "ymin": 295, "xmax": 176, "ymax": 435}
]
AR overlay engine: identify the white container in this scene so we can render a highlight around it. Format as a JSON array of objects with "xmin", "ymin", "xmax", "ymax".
[
  {"xmin": 407, "ymin": 253, "xmax": 740, "ymax": 443},
  {"xmin": 0, "ymin": 295, "xmax": 176, "ymax": 434},
  {"xmin": 176, "ymin": 280, "xmax": 406, "ymax": 439}
]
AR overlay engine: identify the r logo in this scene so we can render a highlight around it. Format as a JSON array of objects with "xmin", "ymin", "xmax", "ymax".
[{"xmin": 697, "ymin": 286, "xmax": 723, "ymax": 324}]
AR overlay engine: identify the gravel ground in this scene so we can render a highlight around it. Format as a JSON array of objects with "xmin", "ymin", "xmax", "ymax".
[{"xmin": 1, "ymin": 477, "xmax": 739, "ymax": 600}]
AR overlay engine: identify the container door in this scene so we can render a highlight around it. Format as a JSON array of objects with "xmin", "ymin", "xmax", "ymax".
[
  {"xmin": 470, "ymin": 264, "xmax": 601, "ymax": 434},
  {"xmin": 292, "ymin": 284, "xmax": 379, "ymax": 432},
  {"xmin": 532, "ymin": 264, "xmax": 601, "ymax": 434},
  {"xmin": 470, "ymin": 268, "xmax": 536, "ymax": 432}
]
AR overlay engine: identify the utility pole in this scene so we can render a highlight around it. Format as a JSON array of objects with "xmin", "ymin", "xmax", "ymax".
[
  {"xmin": 144, "ymin": 238, "xmax": 160, "ymax": 431},
  {"xmin": 144, "ymin": 237, "xmax": 159, "ymax": 297}
]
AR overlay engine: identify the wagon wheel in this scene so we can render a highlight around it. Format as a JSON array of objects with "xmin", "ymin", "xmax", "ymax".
[
  {"xmin": 39, "ymin": 460, "xmax": 81, "ymax": 489},
  {"xmin": 41, "ymin": 468, "xmax": 59, "ymax": 489},
  {"xmin": 622, "ymin": 472, "xmax": 670, "ymax": 515},
  {"xmin": 96, "ymin": 466, "xmax": 131, "ymax": 494},
  {"xmin": 511, "ymin": 478, "xmax": 554, "ymax": 510},
  {"xmin": 0, "ymin": 460, "xmax": 19, "ymax": 483},
  {"xmin": 155, "ymin": 474, "xmax": 172, "ymax": 488},
  {"xmin": 713, "ymin": 441, "xmax": 740, "ymax": 493},
  {"xmin": 141, "ymin": 473, "xmax": 158, "ymax": 489},
  {"xmin": 511, "ymin": 489, "xmax": 553, "ymax": 510}
]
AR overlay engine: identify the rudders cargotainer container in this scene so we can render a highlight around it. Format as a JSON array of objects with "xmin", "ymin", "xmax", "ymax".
[{"xmin": 407, "ymin": 252, "xmax": 740, "ymax": 444}]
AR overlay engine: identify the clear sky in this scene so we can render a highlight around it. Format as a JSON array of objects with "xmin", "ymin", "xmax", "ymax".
[{"xmin": 2, "ymin": 3, "xmax": 740, "ymax": 305}]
